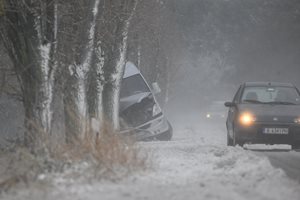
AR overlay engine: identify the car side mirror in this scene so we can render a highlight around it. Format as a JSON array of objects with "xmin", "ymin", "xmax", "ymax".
[
  {"xmin": 224, "ymin": 102, "xmax": 236, "ymax": 107},
  {"xmin": 152, "ymin": 82, "xmax": 161, "ymax": 94}
]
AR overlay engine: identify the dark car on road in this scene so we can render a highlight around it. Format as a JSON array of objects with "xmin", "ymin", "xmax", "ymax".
[
  {"xmin": 225, "ymin": 82, "xmax": 300, "ymax": 149},
  {"xmin": 119, "ymin": 62, "xmax": 173, "ymax": 141}
]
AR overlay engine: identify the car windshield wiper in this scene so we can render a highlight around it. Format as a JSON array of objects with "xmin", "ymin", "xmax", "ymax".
[
  {"xmin": 243, "ymin": 99, "xmax": 264, "ymax": 104},
  {"xmin": 265, "ymin": 101, "xmax": 297, "ymax": 105}
]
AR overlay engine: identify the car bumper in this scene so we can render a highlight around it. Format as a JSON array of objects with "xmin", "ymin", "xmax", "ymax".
[
  {"xmin": 235, "ymin": 122, "xmax": 300, "ymax": 144},
  {"xmin": 120, "ymin": 115, "xmax": 169, "ymax": 141}
]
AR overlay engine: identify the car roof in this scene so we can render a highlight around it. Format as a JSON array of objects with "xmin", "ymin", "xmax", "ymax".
[
  {"xmin": 243, "ymin": 82, "xmax": 294, "ymax": 87},
  {"xmin": 123, "ymin": 61, "xmax": 140, "ymax": 78}
]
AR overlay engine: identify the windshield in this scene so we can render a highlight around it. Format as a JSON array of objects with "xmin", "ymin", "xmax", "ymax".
[
  {"xmin": 241, "ymin": 86, "xmax": 300, "ymax": 105},
  {"xmin": 120, "ymin": 74, "xmax": 150, "ymax": 98}
]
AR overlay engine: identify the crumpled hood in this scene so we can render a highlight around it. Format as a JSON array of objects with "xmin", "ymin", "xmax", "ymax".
[{"xmin": 120, "ymin": 92, "xmax": 152, "ymax": 112}]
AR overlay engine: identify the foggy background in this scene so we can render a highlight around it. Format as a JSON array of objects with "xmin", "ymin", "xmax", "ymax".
[
  {"xmin": 1, "ymin": 2, "xmax": 300, "ymax": 199},
  {"xmin": 167, "ymin": 0, "xmax": 300, "ymax": 113},
  {"xmin": 2, "ymin": 0, "xmax": 300, "ymax": 140}
]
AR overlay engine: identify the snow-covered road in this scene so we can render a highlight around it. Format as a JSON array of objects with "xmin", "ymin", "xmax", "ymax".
[
  {"xmin": 258, "ymin": 150, "xmax": 300, "ymax": 183},
  {"xmin": 3, "ymin": 114, "xmax": 300, "ymax": 200}
]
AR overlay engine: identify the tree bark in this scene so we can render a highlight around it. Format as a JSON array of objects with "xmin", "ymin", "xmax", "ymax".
[
  {"xmin": 87, "ymin": 40, "xmax": 104, "ymax": 129},
  {"xmin": 1, "ymin": 0, "xmax": 139, "ymax": 146},
  {"xmin": 101, "ymin": 0, "xmax": 138, "ymax": 130},
  {"xmin": 1, "ymin": 0, "xmax": 57, "ymax": 148},
  {"xmin": 62, "ymin": 0, "xmax": 101, "ymax": 143}
]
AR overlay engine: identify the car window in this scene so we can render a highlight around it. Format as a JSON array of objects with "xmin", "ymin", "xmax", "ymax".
[
  {"xmin": 241, "ymin": 86, "xmax": 300, "ymax": 104},
  {"xmin": 120, "ymin": 74, "xmax": 150, "ymax": 98}
]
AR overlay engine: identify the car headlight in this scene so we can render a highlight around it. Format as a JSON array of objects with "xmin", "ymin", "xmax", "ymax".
[
  {"xmin": 206, "ymin": 113, "xmax": 211, "ymax": 118},
  {"xmin": 153, "ymin": 103, "xmax": 162, "ymax": 116},
  {"xmin": 239, "ymin": 112, "xmax": 256, "ymax": 126},
  {"xmin": 294, "ymin": 117, "xmax": 300, "ymax": 124}
]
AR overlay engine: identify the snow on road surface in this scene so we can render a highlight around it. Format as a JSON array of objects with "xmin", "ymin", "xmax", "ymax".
[{"xmin": 3, "ymin": 114, "xmax": 300, "ymax": 200}]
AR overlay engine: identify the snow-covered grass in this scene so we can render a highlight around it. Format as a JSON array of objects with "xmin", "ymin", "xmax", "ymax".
[
  {"xmin": 1, "ymin": 112, "xmax": 300, "ymax": 200},
  {"xmin": 0, "ymin": 123, "xmax": 147, "ymax": 195}
]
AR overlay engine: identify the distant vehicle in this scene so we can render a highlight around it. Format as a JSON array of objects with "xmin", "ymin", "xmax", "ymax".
[
  {"xmin": 119, "ymin": 62, "xmax": 173, "ymax": 141},
  {"xmin": 225, "ymin": 82, "xmax": 300, "ymax": 149},
  {"xmin": 205, "ymin": 101, "xmax": 227, "ymax": 121}
]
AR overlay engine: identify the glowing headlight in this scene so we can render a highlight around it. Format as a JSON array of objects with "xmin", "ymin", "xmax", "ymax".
[
  {"xmin": 206, "ymin": 113, "xmax": 211, "ymax": 118},
  {"xmin": 294, "ymin": 117, "xmax": 300, "ymax": 124},
  {"xmin": 239, "ymin": 112, "xmax": 256, "ymax": 126},
  {"xmin": 153, "ymin": 103, "xmax": 162, "ymax": 116}
]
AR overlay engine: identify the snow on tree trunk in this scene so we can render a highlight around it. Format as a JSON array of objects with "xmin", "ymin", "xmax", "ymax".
[
  {"xmin": 102, "ymin": 35, "xmax": 128, "ymax": 130},
  {"xmin": 1, "ymin": 0, "xmax": 139, "ymax": 144},
  {"xmin": 1, "ymin": 0, "xmax": 57, "ymax": 147},
  {"xmin": 38, "ymin": 1, "xmax": 58, "ymax": 135},
  {"xmin": 87, "ymin": 40, "xmax": 105, "ymax": 133},
  {"xmin": 101, "ymin": 0, "xmax": 138, "ymax": 130},
  {"xmin": 63, "ymin": 0, "xmax": 101, "ymax": 143}
]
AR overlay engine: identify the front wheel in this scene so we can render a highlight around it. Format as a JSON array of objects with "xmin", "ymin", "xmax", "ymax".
[
  {"xmin": 232, "ymin": 126, "xmax": 244, "ymax": 147},
  {"xmin": 155, "ymin": 121, "xmax": 173, "ymax": 141},
  {"xmin": 227, "ymin": 131, "xmax": 233, "ymax": 146}
]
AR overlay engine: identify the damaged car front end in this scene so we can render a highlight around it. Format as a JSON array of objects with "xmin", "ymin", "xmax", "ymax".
[{"xmin": 119, "ymin": 62, "xmax": 173, "ymax": 141}]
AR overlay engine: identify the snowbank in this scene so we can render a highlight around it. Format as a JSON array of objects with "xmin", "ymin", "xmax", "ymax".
[{"xmin": 2, "ymin": 116, "xmax": 300, "ymax": 200}]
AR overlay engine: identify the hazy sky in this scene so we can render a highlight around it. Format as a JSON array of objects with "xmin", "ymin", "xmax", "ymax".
[{"xmin": 167, "ymin": 0, "xmax": 300, "ymax": 111}]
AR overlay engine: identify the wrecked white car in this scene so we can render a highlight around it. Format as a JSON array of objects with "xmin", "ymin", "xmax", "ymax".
[{"xmin": 119, "ymin": 62, "xmax": 173, "ymax": 141}]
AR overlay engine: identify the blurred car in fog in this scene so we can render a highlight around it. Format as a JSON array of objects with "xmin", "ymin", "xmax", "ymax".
[
  {"xmin": 205, "ymin": 101, "xmax": 227, "ymax": 121},
  {"xmin": 119, "ymin": 62, "xmax": 173, "ymax": 141},
  {"xmin": 225, "ymin": 82, "xmax": 300, "ymax": 149}
]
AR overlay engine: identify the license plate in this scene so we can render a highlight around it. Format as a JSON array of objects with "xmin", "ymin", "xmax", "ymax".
[{"xmin": 263, "ymin": 128, "xmax": 289, "ymax": 134}]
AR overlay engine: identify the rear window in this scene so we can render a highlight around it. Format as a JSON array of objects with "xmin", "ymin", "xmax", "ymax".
[
  {"xmin": 120, "ymin": 74, "xmax": 150, "ymax": 98},
  {"xmin": 241, "ymin": 86, "xmax": 300, "ymax": 104}
]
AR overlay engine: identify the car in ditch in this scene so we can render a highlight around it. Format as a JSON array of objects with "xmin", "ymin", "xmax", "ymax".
[
  {"xmin": 225, "ymin": 82, "xmax": 300, "ymax": 149},
  {"xmin": 119, "ymin": 62, "xmax": 173, "ymax": 141}
]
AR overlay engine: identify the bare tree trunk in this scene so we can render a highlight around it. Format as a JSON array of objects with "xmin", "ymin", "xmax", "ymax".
[
  {"xmin": 101, "ymin": 0, "xmax": 138, "ymax": 130},
  {"xmin": 102, "ymin": 27, "xmax": 129, "ymax": 130},
  {"xmin": 62, "ymin": 0, "xmax": 101, "ymax": 143},
  {"xmin": 87, "ymin": 40, "xmax": 104, "ymax": 132},
  {"xmin": 1, "ymin": 0, "xmax": 139, "ymax": 145},
  {"xmin": 0, "ymin": 0, "xmax": 57, "ymax": 148}
]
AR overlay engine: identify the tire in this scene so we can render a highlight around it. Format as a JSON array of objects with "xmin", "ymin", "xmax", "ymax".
[
  {"xmin": 232, "ymin": 126, "xmax": 237, "ymax": 146},
  {"xmin": 291, "ymin": 143, "xmax": 300, "ymax": 150},
  {"xmin": 155, "ymin": 121, "xmax": 173, "ymax": 141},
  {"xmin": 232, "ymin": 126, "xmax": 244, "ymax": 147},
  {"xmin": 227, "ymin": 131, "xmax": 233, "ymax": 146}
]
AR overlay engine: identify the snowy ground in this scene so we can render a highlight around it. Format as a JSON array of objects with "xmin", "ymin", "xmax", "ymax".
[{"xmin": 2, "ymin": 112, "xmax": 300, "ymax": 200}]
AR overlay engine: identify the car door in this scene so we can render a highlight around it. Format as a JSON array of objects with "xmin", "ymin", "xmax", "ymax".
[{"xmin": 226, "ymin": 85, "xmax": 242, "ymax": 137}]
